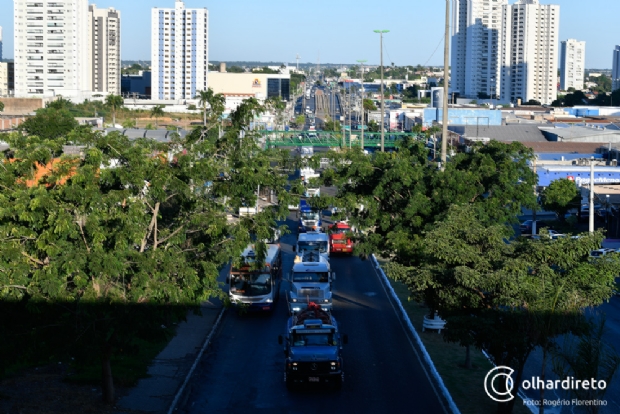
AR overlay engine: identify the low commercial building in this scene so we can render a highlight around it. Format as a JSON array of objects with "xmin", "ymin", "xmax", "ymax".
[{"xmin": 207, "ymin": 72, "xmax": 290, "ymax": 104}]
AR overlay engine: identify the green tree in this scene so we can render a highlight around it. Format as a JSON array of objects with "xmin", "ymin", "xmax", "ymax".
[
  {"xmin": 105, "ymin": 94, "xmax": 124, "ymax": 127},
  {"xmin": 150, "ymin": 105, "xmax": 165, "ymax": 128},
  {"xmin": 46, "ymin": 96, "xmax": 73, "ymax": 110},
  {"xmin": 0, "ymin": 98, "xmax": 295, "ymax": 404},
  {"xmin": 121, "ymin": 118, "xmax": 136, "ymax": 129},
  {"xmin": 19, "ymin": 107, "xmax": 79, "ymax": 142},
  {"xmin": 323, "ymin": 117, "xmax": 341, "ymax": 132},
  {"xmin": 227, "ymin": 65, "xmax": 245, "ymax": 73},
  {"xmin": 195, "ymin": 88, "xmax": 225, "ymax": 128},
  {"xmin": 387, "ymin": 204, "xmax": 619, "ymax": 413},
  {"xmin": 294, "ymin": 115, "xmax": 306, "ymax": 128},
  {"xmin": 540, "ymin": 178, "xmax": 580, "ymax": 220}
]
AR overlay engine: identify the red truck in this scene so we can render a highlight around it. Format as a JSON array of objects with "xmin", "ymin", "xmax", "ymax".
[{"xmin": 328, "ymin": 222, "xmax": 353, "ymax": 254}]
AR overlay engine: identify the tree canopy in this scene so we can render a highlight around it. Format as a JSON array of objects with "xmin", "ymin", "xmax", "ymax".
[
  {"xmin": 18, "ymin": 106, "xmax": 79, "ymax": 142},
  {"xmin": 0, "ymin": 98, "xmax": 295, "ymax": 403}
]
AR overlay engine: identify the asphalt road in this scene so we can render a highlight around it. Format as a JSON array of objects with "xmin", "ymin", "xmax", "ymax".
[{"xmin": 180, "ymin": 211, "xmax": 449, "ymax": 414}]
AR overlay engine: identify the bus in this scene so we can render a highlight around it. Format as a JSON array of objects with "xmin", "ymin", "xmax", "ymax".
[{"xmin": 228, "ymin": 244, "xmax": 283, "ymax": 312}]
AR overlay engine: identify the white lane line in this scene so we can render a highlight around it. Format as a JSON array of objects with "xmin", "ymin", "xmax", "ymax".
[
  {"xmin": 167, "ymin": 306, "xmax": 226, "ymax": 414},
  {"xmin": 371, "ymin": 254, "xmax": 460, "ymax": 414}
]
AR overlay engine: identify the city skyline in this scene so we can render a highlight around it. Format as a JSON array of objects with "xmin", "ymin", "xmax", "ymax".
[{"xmin": 0, "ymin": 0, "xmax": 618, "ymax": 69}]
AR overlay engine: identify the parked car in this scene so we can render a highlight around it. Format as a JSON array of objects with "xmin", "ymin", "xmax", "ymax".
[{"xmin": 589, "ymin": 248, "xmax": 617, "ymax": 258}]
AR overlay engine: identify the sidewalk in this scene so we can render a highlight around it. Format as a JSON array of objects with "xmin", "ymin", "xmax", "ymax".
[{"xmin": 115, "ymin": 300, "xmax": 224, "ymax": 414}]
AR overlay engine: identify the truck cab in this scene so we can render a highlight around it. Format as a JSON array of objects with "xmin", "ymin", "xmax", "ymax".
[
  {"xmin": 298, "ymin": 199, "xmax": 322, "ymax": 232},
  {"xmin": 278, "ymin": 302, "xmax": 347, "ymax": 390},
  {"xmin": 287, "ymin": 250, "xmax": 335, "ymax": 314},
  {"xmin": 328, "ymin": 222, "xmax": 353, "ymax": 254},
  {"xmin": 300, "ymin": 167, "xmax": 320, "ymax": 198}
]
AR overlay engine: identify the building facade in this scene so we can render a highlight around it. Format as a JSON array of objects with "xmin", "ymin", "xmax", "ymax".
[
  {"xmin": 560, "ymin": 39, "xmax": 585, "ymax": 91},
  {"xmin": 451, "ymin": 0, "xmax": 507, "ymax": 100},
  {"xmin": 207, "ymin": 72, "xmax": 290, "ymax": 112},
  {"xmin": 0, "ymin": 62, "xmax": 15, "ymax": 96},
  {"xmin": 89, "ymin": 5, "xmax": 121, "ymax": 95},
  {"xmin": 499, "ymin": 0, "xmax": 560, "ymax": 105},
  {"xmin": 613, "ymin": 45, "xmax": 620, "ymax": 92},
  {"xmin": 151, "ymin": 0, "xmax": 208, "ymax": 100},
  {"xmin": 13, "ymin": 0, "xmax": 91, "ymax": 98}
]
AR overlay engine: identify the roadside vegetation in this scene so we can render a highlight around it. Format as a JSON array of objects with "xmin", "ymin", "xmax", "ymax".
[
  {"xmin": 316, "ymin": 139, "xmax": 620, "ymax": 414},
  {"xmin": 0, "ymin": 91, "xmax": 304, "ymax": 405}
]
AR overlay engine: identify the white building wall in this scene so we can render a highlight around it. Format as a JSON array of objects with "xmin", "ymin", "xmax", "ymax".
[
  {"xmin": 451, "ymin": 0, "xmax": 507, "ymax": 99},
  {"xmin": 500, "ymin": 0, "xmax": 559, "ymax": 105},
  {"xmin": 151, "ymin": 0, "xmax": 208, "ymax": 101},
  {"xmin": 560, "ymin": 39, "xmax": 585, "ymax": 91},
  {"xmin": 613, "ymin": 45, "xmax": 620, "ymax": 92},
  {"xmin": 14, "ymin": 0, "xmax": 91, "ymax": 98},
  {"xmin": 89, "ymin": 6, "xmax": 121, "ymax": 95}
]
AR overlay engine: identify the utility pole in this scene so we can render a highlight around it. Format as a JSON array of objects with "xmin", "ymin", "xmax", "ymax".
[
  {"xmin": 357, "ymin": 59, "xmax": 367, "ymax": 149},
  {"xmin": 374, "ymin": 30, "xmax": 389, "ymax": 152},
  {"xmin": 590, "ymin": 158, "xmax": 595, "ymax": 233},
  {"xmin": 296, "ymin": 54, "xmax": 300, "ymax": 72},
  {"xmin": 441, "ymin": 0, "xmax": 450, "ymax": 171}
]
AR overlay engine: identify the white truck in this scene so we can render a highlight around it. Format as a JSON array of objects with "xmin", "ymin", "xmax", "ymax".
[
  {"xmin": 287, "ymin": 249, "xmax": 335, "ymax": 314},
  {"xmin": 300, "ymin": 167, "xmax": 320, "ymax": 197}
]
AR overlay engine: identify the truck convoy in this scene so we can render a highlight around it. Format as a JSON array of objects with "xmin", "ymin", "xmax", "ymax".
[
  {"xmin": 228, "ymin": 244, "xmax": 283, "ymax": 312},
  {"xmin": 278, "ymin": 302, "xmax": 347, "ymax": 390},
  {"xmin": 287, "ymin": 248, "xmax": 335, "ymax": 314},
  {"xmin": 298, "ymin": 200, "xmax": 322, "ymax": 233}
]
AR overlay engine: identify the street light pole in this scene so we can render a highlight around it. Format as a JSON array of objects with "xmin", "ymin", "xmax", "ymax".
[
  {"xmin": 441, "ymin": 0, "xmax": 450, "ymax": 171},
  {"xmin": 374, "ymin": 30, "xmax": 389, "ymax": 152},
  {"xmin": 357, "ymin": 59, "xmax": 367, "ymax": 149}
]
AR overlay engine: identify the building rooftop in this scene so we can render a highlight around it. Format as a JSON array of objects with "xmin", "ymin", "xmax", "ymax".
[{"xmin": 449, "ymin": 124, "xmax": 548, "ymax": 142}]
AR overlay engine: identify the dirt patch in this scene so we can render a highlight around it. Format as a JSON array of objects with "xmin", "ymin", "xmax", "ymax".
[{"xmin": 0, "ymin": 364, "xmax": 128, "ymax": 414}]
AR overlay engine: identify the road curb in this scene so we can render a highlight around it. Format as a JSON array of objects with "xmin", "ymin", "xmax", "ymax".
[
  {"xmin": 167, "ymin": 306, "xmax": 226, "ymax": 414},
  {"xmin": 371, "ymin": 254, "xmax": 461, "ymax": 414}
]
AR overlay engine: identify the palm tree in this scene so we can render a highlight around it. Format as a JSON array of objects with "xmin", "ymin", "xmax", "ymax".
[
  {"xmin": 150, "ymin": 105, "xmax": 165, "ymax": 128},
  {"xmin": 194, "ymin": 88, "xmax": 225, "ymax": 127},
  {"xmin": 105, "ymin": 94, "xmax": 124, "ymax": 127}
]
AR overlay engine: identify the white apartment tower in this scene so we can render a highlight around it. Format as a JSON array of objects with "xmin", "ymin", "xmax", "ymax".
[
  {"xmin": 613, "ymin": 45, "xmax": 620, "ymax": 92},
  {"xmin": 559, "ymin": 39, "xmax": 585, "ymax": 91},
  {"xmin": 89, "ymin": 5, "xmax": 121, "ymax": 95},
  {"xmin": 151, "ymin": 0, "xmax": 209, "ymax": 100},
  {"xmin": 14, "ymin": 0, "xmax": 91, "ymax": 98},
  {"xmin": 451, "ymin": 0, "xmax": 507, "ymax": 99},
  {"xmin": 499, "ymin": 0, "xmax": 560, "ymax": 105}
]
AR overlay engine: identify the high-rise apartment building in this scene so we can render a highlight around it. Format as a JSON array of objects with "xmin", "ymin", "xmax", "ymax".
[
  {"xmin": 559, "ymin": 39, "xmax": 585, "ymax": 91},
  {"xmin": 499, "ymin": 0, "xmax": 559, "ymax": 105},
  {"xmin": 613, "ymin": 45, "xmax": 620, "ymax": 92},
  {"xmin": 451, "ymin": 0, "xmax": 507, "ymax": 99},
  {"xmin": 151, "ymin": 0, "xmax": 208, "ymax": 100},
  {"xmin": 89, "ymin": 5, "xmax": 121, "ymax": 95},
  {"xmin": 0, "ymin": 62, "xmax": 15, "ymax": 96},
  {"xmin": 14, "ymin": 0, "xmax": 91, "ymax": 98}
]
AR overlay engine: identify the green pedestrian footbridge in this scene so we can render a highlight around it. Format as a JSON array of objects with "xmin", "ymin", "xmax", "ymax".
[{"xmin": 256, "ymin": 130, "xmax": 424, "ymax": 148}]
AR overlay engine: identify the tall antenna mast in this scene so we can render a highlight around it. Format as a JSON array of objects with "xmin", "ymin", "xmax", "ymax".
[{"xmin": 296, "ymin": 54, "xmax": 300, "ymax": 71}]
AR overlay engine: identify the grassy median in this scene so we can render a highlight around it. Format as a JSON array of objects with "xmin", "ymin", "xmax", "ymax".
[{"xmin": 384, "ymin": 269, "xmax": 531, "ymax": 414}]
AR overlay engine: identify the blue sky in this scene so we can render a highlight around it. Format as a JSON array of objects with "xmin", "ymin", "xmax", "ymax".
[{"xmin": 1, "ymin": 0, "xmax": 617, "ymax": 68}]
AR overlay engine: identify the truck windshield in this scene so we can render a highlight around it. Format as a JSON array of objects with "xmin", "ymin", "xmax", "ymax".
[
  {"xmin": 301, "ymin": 211, "xmax": 320, "ymax": 221},
  {"xmin": 292, "ymin": 333, "xmax": 334, "ymax": 346},
  {"xmin": 298, "ymin": 240, "xmax": 328, "ymax": 253},
  {"xmin": 292, "ymin": 272, "xmax": 329, "ymax": 282},
  {"xmin": 229, "ymin": 273, "xmax": 272, "ymax": 296}
]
